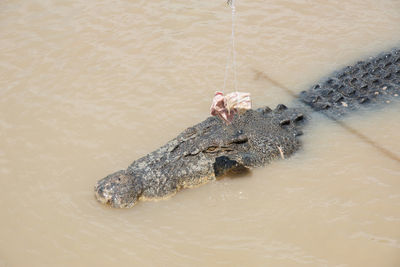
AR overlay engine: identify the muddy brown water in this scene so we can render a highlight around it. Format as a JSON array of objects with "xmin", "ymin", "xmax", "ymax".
[{"xmin": 1, "ymin": 0, "xmax": 400, "ymax": 266}]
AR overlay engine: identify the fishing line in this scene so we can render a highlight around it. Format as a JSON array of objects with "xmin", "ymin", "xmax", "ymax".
[{"xmin": 223, "ymin": 0, "xmax": 238, "ymax": 93}]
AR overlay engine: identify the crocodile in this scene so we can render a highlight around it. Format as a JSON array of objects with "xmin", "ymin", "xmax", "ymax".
[{"xmin": 95, "ymin": 48, "xmax": 400, "ymax": 208}]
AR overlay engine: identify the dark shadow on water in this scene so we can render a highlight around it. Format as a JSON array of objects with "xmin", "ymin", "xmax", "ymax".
[
  {"xmin": 216, "ymin": 167, "xmax": 253, "ymax": 180},
  {"xmin": 253, "ymin": 68, "xmax": 297, "ymax": 98}
]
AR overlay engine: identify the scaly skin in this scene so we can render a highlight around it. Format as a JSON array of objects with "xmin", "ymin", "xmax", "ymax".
[
  {"xmin": 95, "ymin": 47, "xmax": 400, "ymax": 208},
  {"xmin": 95, "ymin": 106, "xmax": 306, "ymax": 208},
  {"xmin": 300, "ymin": 48, "xmax": 400, "ymax": 118}
]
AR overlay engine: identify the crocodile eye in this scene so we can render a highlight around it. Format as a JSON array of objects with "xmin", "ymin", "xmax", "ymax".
[{"xmin": 205, "ymin": 146, "xmax": 218, "ymax": 152}]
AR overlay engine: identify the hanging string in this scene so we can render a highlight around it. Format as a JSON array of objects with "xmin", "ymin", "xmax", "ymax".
[{"xmin": 223, "ymin": 0, "xmax": 238, "ymax": 93}]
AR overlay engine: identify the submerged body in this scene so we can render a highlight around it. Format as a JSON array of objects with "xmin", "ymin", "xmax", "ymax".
[{"xmin": 95, "ymin": 48, "xmax": 400, "ymax": 208}]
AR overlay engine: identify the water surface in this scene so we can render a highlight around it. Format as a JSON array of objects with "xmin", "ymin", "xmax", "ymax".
[{"xmin": 1, "ymin": 0, "xmax": 400, "ymax": 266}]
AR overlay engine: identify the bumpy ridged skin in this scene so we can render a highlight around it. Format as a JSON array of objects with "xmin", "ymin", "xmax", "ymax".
[
  {"xmin": 95, "ymin": 106, "xmax": 306, "ymax": 208},
  {"xmin": 300, "ymin": 48, "xmax": 400, "ymax": 118},
  {"xmin": 95, "ymin": 47, "xmax": 400, "ymax": 208}
]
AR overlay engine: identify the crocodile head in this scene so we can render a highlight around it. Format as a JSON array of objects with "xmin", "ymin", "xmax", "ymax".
[
  {"xmin": 95, "ymin": 106, "xmax": 307, "ymax": 208},
  {"xmin": 94, "ymin": 170, "xmax": 143, "ymax": 208}
]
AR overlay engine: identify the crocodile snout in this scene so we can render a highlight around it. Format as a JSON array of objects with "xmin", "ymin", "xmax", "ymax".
[{"xmin": 94, "ymin": 170, "xmax": 142, "ymax": 208}]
